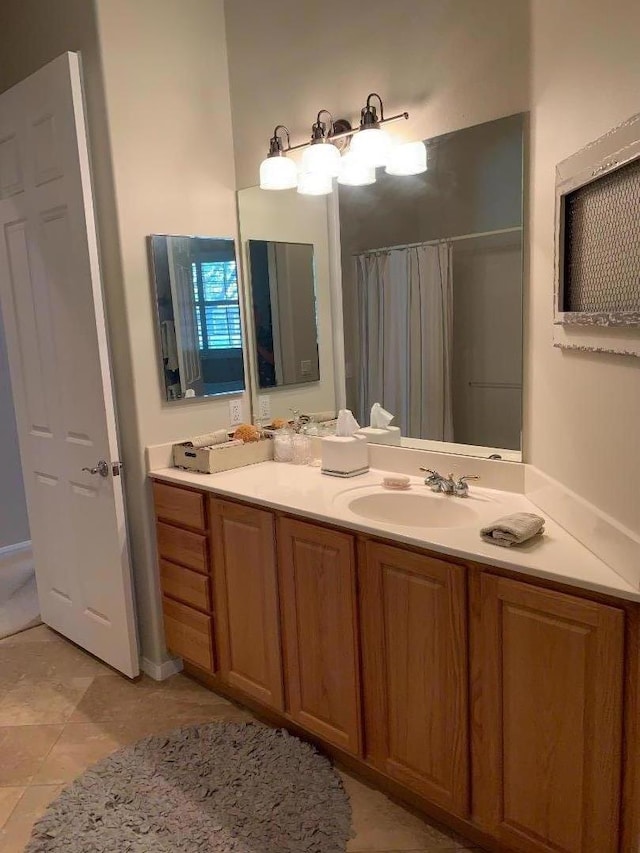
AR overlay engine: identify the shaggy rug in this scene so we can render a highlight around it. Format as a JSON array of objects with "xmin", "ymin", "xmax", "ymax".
[{"xmin": 26, "ymin": 721, "xmax": 352, "ymax": 853}]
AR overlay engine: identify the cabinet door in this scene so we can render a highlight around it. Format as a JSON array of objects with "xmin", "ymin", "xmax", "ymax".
[
  {"xmin": 278, "ymin": 517, "xmax": 362, "ymax": 755},
  {"xmin": 360, "ymin": 542, "xmax": 469, "ymax": 815},
  {"xmin": 474, "ymin": 573, "xmax": 624, "ymax": 853},
  {"xmin": 210, "ymin": 498, "xmax": 283, "ymax": 710}
]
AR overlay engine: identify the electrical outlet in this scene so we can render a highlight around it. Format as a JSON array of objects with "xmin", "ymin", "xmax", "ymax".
[
  {"xmin": 258, "ymin": 395, "xmax": 271, "ymax": 421},
  {"xmin": 300, "ymin": 359, "xmax": 312, "ymax": 376},
  {"xmin": 229, "ymin": 397, "xmax": 243, "ymax": 426}
]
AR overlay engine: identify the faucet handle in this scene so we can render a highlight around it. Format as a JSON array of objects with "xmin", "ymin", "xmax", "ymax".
[
  {"xmin": 453, "ymin": 474, "xmax": 480, "ymax": 496},
  {"xmin": 419, "ymin": 468, "xmax": 443, "ymax": 489}
]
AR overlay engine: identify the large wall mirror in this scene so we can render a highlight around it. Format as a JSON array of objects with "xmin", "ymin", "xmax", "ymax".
[
  {"xmin": 237, "ymin": 190, "xmax": 337, "ymax": 420},
  {"xmin": 237, "ymin": 113, "xmax": 525, "ymax": 460},
  {"xmin": 148, "ymin": 235, "xmax": 246, "ymax": 402},
  {"xmin": 248, "ymin": 239, "xmax": 320, "ymax": 389},
  {"xmin": 340, "ymin": 113, "xmax": 525, "ymax": 459}
]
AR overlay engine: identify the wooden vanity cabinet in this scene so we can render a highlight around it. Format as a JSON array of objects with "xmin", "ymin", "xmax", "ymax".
[
  {"xmin": 209, "ymin": 497, "xmax": 284, "ymax": 711},
  {"xmin": 471, "ymin": 573, "xmax": 625, "ymax": 853},
  {"xmin": 359, "ymin": 541, "xmax": 469, "ymax": 816},
  {"xmin": 277, "ymin": 517, "xmax": 362, "ymax": 756},
  {"xmin": 152, "ymin": 480, "xmax": 636, "ymax": 853}
]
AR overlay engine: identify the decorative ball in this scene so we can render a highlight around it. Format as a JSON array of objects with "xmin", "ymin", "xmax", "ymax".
[{"xmin": 233, "ymin": 424, "xmax": 261, "ymax": 443}]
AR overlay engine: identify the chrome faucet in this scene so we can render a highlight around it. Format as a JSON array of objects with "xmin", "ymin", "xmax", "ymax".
[{"xmin": 419, "ymin": 469, "xmax": 479, "ymax": 497}]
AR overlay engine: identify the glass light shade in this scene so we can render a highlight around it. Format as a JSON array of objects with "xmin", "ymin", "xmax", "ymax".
[
  {"xmin": 385, "ymin": 141, "xmax": 428, "ymax": 176},
  {"xmin": 337, "ymin": 151, "xmax": 376, "ymax": 186},
  {"xmin": 259, "ymin": 154, "xmax": 297, "ymax": 190},
  {"xmin": 297, "ymin": 170, "xmax": 333, "ymax": 196},
  {"xmin": 350, "ymin": 126, "xmax": 392, "ymax": 167},
  {"xmin": 301, "ymin": 142, "xmax": 341, "ymax": 177}
]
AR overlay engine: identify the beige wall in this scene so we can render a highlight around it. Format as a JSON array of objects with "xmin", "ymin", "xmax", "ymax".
[
  {"xmin": 225, "ymin": 0, "xmax": 530, "ymax": 190},
  {"xmin": 527, "ymin": 0, "xmax": 640, "ymax": 534},
  {"xmin": 0, "ymin": 303, "xmax": 29, "ymax": 549},
  {"xmin": 94, "ymin": 0, "xmax": 243, "ymax": 664}
]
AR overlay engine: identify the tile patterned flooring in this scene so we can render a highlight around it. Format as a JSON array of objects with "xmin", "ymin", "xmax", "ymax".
[{"xmin": 0, "ymin": 625, "xmax": 481, "ymax": 852}]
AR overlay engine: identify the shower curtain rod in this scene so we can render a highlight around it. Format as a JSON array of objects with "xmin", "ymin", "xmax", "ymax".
[{"xmin": 351, "ymin": 225, "xmax": 522, "ymax": 256}]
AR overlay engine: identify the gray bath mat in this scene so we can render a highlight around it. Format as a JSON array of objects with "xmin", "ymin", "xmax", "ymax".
[{"xmin": 27, "ymin": 721, "xmax": 352, "ymax": 852}]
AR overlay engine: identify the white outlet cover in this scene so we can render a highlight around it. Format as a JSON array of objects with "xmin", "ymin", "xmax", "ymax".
[
  {"xmin": 258, "ymin": 395, "xmax": 271, "ymax": 420},
  {"xmin": 229, "ymin": 398, "xmax": 243, "ymax": 425},
  {"xmin": 300, "ymin": 359, "xmax": 311, "ymax": 376}
]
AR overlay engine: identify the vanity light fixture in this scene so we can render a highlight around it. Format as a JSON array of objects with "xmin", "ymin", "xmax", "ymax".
[
  {"xmin": 259, "ymin": 125, "xmax": 298, "ymax": 190},
  {"xmin": 259, "ymin": 94, "xmax": 414, "ymax": 192},
  {"xmin": 297, "ymin": 170, "xmax": 333, "ymax": 196},
  {"xmin": 337, "ymin": 150, "xmax": 377, "ymax": 186},
  {"xmin": 385, "ymin": 140, "xmax": 428, "ymax": 176},
  {"xmin": 301, "ymin": 111, "xmax": 342, "ymax": 178},
  {"xmin": 349, "ymin": 93, "xmax": 396, "ymax": 167}
]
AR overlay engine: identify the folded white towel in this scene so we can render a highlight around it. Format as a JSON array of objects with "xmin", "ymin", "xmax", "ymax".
[{"xmin": 481, "ymin": 512, "xmax": 545, "ymax": 547}]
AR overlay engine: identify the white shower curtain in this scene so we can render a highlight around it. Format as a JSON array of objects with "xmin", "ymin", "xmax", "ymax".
[{"xmin": 355, "ymin": 243, "xmax": 454, "ymax": 441}]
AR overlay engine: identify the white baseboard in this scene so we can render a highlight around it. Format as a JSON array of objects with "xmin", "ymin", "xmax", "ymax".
[
  {"xmin": 140, "ymin": 655, "xmax": 183, "ymax": 681},
  {"xmin": 525, "ymin": 466, "xmax": 640, "ymax": 590},
  {"xmin": 0, "ymin": 540, "xmax": 32, "ymax": 561}
]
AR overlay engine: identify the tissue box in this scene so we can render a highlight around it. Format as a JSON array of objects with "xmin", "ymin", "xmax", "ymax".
[
  {"xmin": 173, "ymin": 438, "xmax": 273, "ymax": 474},
  {"xmin": 321, "ymin": 435, "xmax": 369, "ymax": 477},
  {"xmin": 356, "ymin": 426, "xmax": 401, "ymax": 446}
]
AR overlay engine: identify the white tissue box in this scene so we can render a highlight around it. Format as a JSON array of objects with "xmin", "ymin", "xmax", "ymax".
[
  {"xmin": 356, "ymin": 426, "xmax": 401, "ymax": 446},
  {"xmin": 321, "ymin": 435, "xmax": 369, "ymax": 477}
]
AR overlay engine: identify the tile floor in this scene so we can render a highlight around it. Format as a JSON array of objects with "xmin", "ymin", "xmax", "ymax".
[{"xmin": 0, "ymin": 625, "xmax": 482, "ymax": 852}]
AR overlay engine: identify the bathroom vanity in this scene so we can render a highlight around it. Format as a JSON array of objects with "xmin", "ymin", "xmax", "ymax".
[{"xmin": 149, "ymin": 463, "xmax": 640, "ymax": 853}]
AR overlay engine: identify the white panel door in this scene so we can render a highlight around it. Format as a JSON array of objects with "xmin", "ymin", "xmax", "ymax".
[{"xmin": 0, "ymin": 53, "xmax": 139, "ymax": 676}]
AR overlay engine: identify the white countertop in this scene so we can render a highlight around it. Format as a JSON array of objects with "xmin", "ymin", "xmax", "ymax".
[{"xmin": 150, "ymin": 462, "xmax": 640, "ymax": 604}]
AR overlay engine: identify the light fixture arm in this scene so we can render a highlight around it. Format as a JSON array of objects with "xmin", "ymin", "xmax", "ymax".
[
  {"xmin": 264, "ymin": 95, "xmax": 410, "ymax": 157},
  {"xmin": 268, "ymin": 125, "xmax": 292, "ymax": 156},
  {"xmin": 311, "ymin": 109, "xmax": 335, "ymax": 142},
  {"xmin": 364, "ymin": 92, "xmax": 385, "ymax": 125},
  {"xmin": 285, "ymin": 112, "xmax": 408, "ymax": 153}
]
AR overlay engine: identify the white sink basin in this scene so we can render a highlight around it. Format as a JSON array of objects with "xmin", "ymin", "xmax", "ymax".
[{"xmin": 345, "ymin": 490, "xmax": 480, "ymax": 529}]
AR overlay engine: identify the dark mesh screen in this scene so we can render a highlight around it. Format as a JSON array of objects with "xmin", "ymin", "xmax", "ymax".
[{"xmin": 563, "ymin": 158, "xmax": 640, "ymax": 313}]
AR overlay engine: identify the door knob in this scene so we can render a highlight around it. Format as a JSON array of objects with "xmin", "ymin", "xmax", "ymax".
[{"xmin": 82, "ymin": 460, "xmax": 109, "ymax": 478}]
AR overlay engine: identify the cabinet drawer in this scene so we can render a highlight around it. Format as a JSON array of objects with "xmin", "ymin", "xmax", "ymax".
[
  {"xmin": 162, "ymin": 597, "xmax": 214, "ymax": 672},
  {"xmin": 157, "ymin": 521, "xmax": 208, "ymax": 574},
  {"xmin": 160, "ymin": 559, "xmax": 211, "ymax": 612},
  {"xmin": 153, "ymin": 481, "xmax": 206, "ymax": 531}
]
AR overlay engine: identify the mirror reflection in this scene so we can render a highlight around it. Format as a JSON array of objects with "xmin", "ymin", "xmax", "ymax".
[
  {"xmin": 149, "ymin": 235, "xmax": 245, "ymax": 402},
  {"xmin": 237, "ymin": 113, "xmax": 525, "ymax": 459},
  {"xmin": 248, "ymin": 240, "xmax": 320, "ymax": 389},
  {"xmin": 339, "ymin": 113, "xmax": 524, "ymax": 456},
  {"xmin": 237, "ymin": 189, "xmax": 337, "ymax": 423}
]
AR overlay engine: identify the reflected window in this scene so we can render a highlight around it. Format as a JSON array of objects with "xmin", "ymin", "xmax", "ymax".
[
  {"xmin": 192, "ymin": 257, "xmax": 241, "ymax": 351},
  {"xmin": 149, "ymin": 234, "xmax": 246, "ymax": 402}
]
